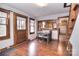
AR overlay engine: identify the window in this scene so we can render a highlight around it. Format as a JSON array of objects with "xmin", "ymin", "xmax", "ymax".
[
  {"xmin": 0, "ymin": 8, "xmax": 10, "ymax": 40},
  {"xmin": 17, "ymin": 16, "xmax": 26, "ymax": 30},
  {"xmin": 29, "ymin": 18, "xmax": 35, "ymax": 34}
]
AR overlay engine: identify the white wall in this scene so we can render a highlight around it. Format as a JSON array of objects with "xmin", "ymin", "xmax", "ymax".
[
  {"xmin": 0, "ymin": 4, "xmax": 36, "ymax": 49},
  {"xmin": 37, "ymin": 12, "xmax": 69, "ymax": 21},
  {"xmin": 69, "ymin": 11, "xmax": 79, "ymax": 56},
  {"xmin": 0, "ymin": 12, "xmax": 14, "ymax": 49}
]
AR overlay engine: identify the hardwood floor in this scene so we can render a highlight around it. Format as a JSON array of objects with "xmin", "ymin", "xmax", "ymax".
[{"xmin": 0, "ymin": 39, "xmax": 72, "ymax": 56}]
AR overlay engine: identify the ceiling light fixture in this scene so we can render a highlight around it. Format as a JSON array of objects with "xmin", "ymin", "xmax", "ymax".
[{"xmin": 35, "ymin": 3, "xmax": 48, "ymax": 7}]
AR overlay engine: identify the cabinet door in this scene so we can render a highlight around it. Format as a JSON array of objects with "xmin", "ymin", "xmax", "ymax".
[
  {"xmin": 47, "ymin": 21, "xmax": 53, "ymax": 30},
  {"xmin": 38, "ymin": 21, "xmax": 42, "ymax": 31},
  {"xmin": 58, "ymin": 17, "xmax": 68, "ymax": 35}
]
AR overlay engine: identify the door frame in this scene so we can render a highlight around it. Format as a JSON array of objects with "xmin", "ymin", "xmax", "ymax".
[{"xmin": 13, "ymin": 12, "xmax": 28, "ymax": 45}]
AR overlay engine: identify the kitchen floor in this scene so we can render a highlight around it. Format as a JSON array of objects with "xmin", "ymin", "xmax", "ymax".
[{"xmin": 0, "ymin": 39, "xmax": 72, "ymax": 56}]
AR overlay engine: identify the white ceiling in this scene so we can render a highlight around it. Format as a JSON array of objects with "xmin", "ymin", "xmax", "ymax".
[{"xmin": 6, "ymin": 3, "xmax": 69, "ymax": 18}]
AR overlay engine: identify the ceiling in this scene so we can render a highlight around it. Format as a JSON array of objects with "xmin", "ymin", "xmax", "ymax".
[{"xmin": 6, "ymin": 3, "xmax": 69, "ymax": 18}]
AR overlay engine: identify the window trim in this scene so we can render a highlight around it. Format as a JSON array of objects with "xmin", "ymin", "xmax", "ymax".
[
  {"xmin": 0, "ymin": 8, "xmax": 10, "ymax": 40},
  {"xmin": 17, "ymin": 16, "xmax": 26, "ymax": 30},
  {"xmin": 29, "ymin": 18, "xmax": 35, "ymax": 34},
  {"xmin": 14, "ymin": 13, "xmax": 28, "ymax": 31}
]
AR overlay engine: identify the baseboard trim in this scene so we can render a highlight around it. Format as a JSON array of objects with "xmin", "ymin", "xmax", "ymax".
[
  {"xmin": 13, "ymin": 40, "xmax": 29, "ymax": 48},
  {"xmin": 0, "ymin": 40, "xmax": 28, "ymax": 52},
  {"xmin": 0, "ymin": 45, "xmax": 13, "ymax": 53}
]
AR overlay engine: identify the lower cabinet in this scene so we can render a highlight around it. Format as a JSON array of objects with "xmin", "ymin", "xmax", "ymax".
[{"xmin": 51, "ymin": 29, "xmax": 59, "ymax": 40}]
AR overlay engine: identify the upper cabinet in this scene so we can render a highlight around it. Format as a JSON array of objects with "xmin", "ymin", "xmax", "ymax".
[
  {"xmin": 46, "ymin": 21, "xmax": 53, "ymax": 30},
  {"xmin": 38, "ymin": 20, "xmax": 58, "ymax": 31}
]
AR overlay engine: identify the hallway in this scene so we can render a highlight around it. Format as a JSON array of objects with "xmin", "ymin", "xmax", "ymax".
[{"xmin": 0, "ymin": 3, "xmax": 78, "ymax": 56}]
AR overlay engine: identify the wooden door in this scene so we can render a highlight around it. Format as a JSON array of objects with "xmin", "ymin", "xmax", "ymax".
[{"xmin": 13, "ymin": 13, "xmax": 28, "ymax": 45}]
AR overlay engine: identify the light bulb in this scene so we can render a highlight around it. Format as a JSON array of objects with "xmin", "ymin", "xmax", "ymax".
[{"xmin": 35, "ymin": 3, "xmax": 48, "ymax": 7}]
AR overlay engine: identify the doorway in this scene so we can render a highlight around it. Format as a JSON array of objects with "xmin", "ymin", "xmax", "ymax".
[
  {"xmin": 13, "ymin": 13, "xmax": 28, "ymax": 45},
  {"xmin": 58, "ymin": 16, "xmax": 69, "ymax": 41}
]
